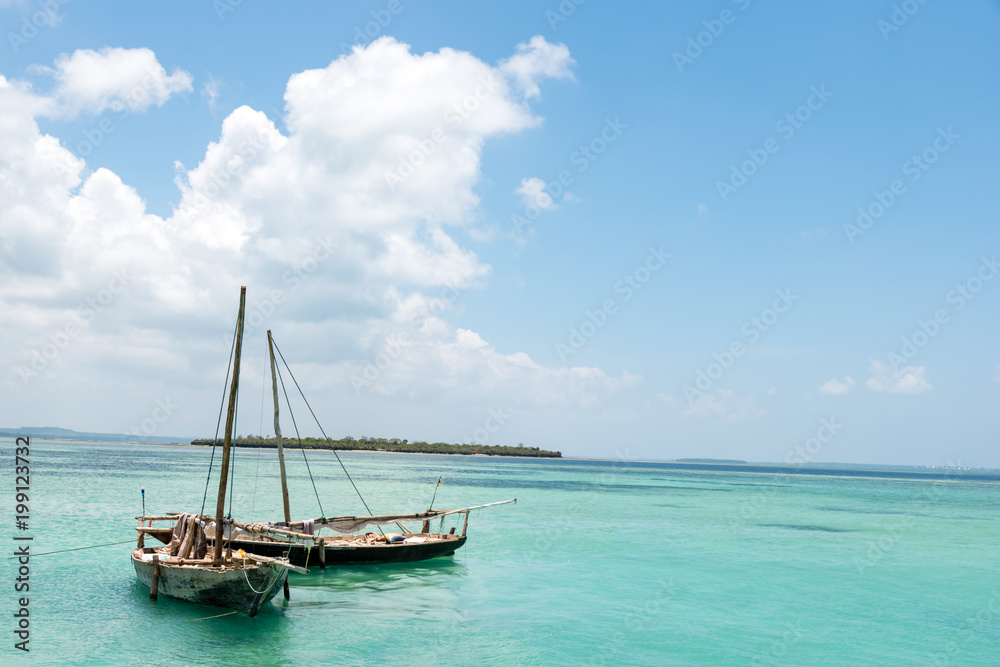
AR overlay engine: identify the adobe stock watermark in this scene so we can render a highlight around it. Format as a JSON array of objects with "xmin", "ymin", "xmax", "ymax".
[
  {"xmin": 7, "ymin": 0, "xmax": 70, "ymax": 54},
  {"xmin": 512, "ymin": 116, "xmax": 627, "ymax": 238},
  {"xmin": 216, "ymin": 236, "xmax": 336, "ymax": 349},
  {"xmin": 130, "ymin": 397, "xmax": 178, "ymax": 437},
  {"xmin": 16, "ymin": 270, "xmax": 131, "ymax": 385},
  {"xmin": 717, "ymin": 85, "xmax": 833, "ymax": 202},
  {"xmin": 881, "ymin": 255, "xmax": 996, "ymax": 371},
  {"xmin": 749, "ymin": 620, "xmax": 806, "ymax": 666},
  {"xmin": 532, "ymin": 448, "xmax": 638, "ymax": 553},
  {"xmin": 351, "ymin": 281, "xmax": 463, "ymax": 394},
  {"xmin": 588, "ymin": 577, "xmax": 677, "ymax": 667},
  {"xmin": 462, "ymin": 407, "xmax": 513, "ymax": 445},
  {"xmin": 383, "ymin": 73, "xmax": 500, "ymax": 191},
  {"xmin": 47, "ymin": 66, "xmax": 192, "ymax": 175},
  {"xmin": 726, "ymin": 416, "xmax": 843, "ymax": 535},
  {"xmin": 672, "ymin": 0, "xmax": 753, "ymax": 73},
  {"xmin": 683, "ymin": 289, "xmax": 798, "ymax": 405},
  {"xmin": 336, "ymin": 0, "xmax": 409, "ymax": 55},
  {"xmin": 175, "ymin": 126, "xmax": 279, "ymax": 225},
  {"xmin": 555, "ymin": 246, "xmax": 669, "ymax": 361},
  {"xmin": 877, "ymin": 0, "xmax": 932, "ymax": 41},
  {"xmin": 843, "ymin": 127, "xmax": 958, "ymax": 244},
  {"xmin": 545, "ymin": 0, "xmax": 586, "ymax": 31},
  {"xmin": 853, "ymin": 464, "xmax": 956, "ymax": 574},
  {"xmin": 926, "ymin": 587, "xmax": 1000, "ymax": 667},
  {"xmin": 233, "ymin": 236, "xmax": 337, "ymax": 341}
]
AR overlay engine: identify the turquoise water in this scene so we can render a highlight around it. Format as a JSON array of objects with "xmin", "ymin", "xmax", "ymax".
[{"xmin": 2, "ymin": 439, "xmax": 998, "ymax": 665}]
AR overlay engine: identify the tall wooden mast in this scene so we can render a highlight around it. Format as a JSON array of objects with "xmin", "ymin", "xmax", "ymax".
[
  {"xmin": 267, "ymin": 329, "xmax": 292, "ymax": 524},
  {"xmin": 213, "ymin": 286, "xmax": 246, "ymax": 564}
]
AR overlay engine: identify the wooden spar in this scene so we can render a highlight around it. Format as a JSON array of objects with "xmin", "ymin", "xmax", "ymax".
[
  {"xmin": 140, "ymin": 498, "xmax": 515, "ymax": 539},
  {"xmin": 214, "ymin": 286, "xmax": 246, "ymax": 564},
  {"xmin": 244, "ymin": 553, "xmax": 310, "ymax": 575},
  {"xmin": 299, "ymin": 498, "xmax": 518, "ymax": 527},
  {"xmin": 231, "ymin": 520, "xmax": 318, "ymax": 543},
  {"xmin": 137, "ymin": 513, "xmax": 320, "ymax": 545},
  {"xmin": 267, "ymin": 330, "xmax": 291, "ymax": 524}
]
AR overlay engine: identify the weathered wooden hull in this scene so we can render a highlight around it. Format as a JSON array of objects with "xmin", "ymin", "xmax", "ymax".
[
  {"xmin": 131, "ymin": 549, "xmax": 287, "ymax": 615},
  {"xmin": 222, "ymin": 533, "xmax": 467, "ymax": 567}
]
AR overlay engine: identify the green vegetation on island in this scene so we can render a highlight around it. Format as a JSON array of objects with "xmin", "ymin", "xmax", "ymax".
[{"xmin": 190, "ymin": 435, "xmax": 561, "ymax": 458}]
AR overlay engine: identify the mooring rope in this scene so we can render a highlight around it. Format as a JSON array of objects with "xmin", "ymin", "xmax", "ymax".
[
  {"xmin": 242, "ymin": 560, "xmax": 285, "ymax": 596},
  {"xmin": 186, "ymin": 610, "xmax": 239, "ymax": 621},
  {"xmin": 6, "ymin": 539, "xmax": 136, "ymax": 559}
]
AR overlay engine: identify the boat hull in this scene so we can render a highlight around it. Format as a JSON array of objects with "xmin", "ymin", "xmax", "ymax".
[
  {"xmin": 222, "ymin": 533, "xmax": 467, "ymax": 567},
  {"xmin": 131, "ymin": 549, "xmax": 287, "ymax": 615}
]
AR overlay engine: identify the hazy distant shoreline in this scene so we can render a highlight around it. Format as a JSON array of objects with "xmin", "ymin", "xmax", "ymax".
[{"xmin": 5, "ymin": 434, "xmax": 998, "ymax": 478}]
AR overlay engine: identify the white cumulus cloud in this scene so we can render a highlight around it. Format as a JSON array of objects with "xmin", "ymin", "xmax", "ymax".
[
  {"xmin": 0, "ymin": 37, "xmax": 640, "ymax": 433},
  {"xmin": 499, "ymin": 35, "xmax": 575, "ymax": 99},
  {"xmin": 40, "ymin": 47, "xmax": 193, "ymax": 116}
]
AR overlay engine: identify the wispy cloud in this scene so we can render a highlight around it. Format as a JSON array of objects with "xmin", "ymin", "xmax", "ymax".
[
  {"xmin": 683, "ymin": 390, "xmax": 765, "ymax": 421},
  {"xmin": 819, "ymin": 375, "xmax": 855, "ymax": 395},
  {"xmin": 202, "ymin": 76, "xmax": 220, "ymax": 109},
  {"xmin": 798, "ymin": 226, "xmax": 826, "ymax": 239},
  {"xmin": 515, "ymin": 176, "xmax": 559, "ymax": 211},
  {"xmin": 866, "ymin": 360, "xmax": 931, "ymax": 394}
]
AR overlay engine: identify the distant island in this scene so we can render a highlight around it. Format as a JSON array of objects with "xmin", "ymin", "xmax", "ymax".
[
  {"xmin": 0, "ymin": 426, "xmax": 188, "ymax": 445},
  {"xmin": 190, "ymin": 435, "xmax": 562, "ymax": 458},
  {"xmin": 0, "ymin": 427, "xmax": 560, "ymax": 458}
]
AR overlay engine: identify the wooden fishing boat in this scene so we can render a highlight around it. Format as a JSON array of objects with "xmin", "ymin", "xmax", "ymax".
[
  {"xmin": 202, "ymin": 329, "xmax": 516, "ymax": 568},
  {"xmin": 220, "ymin": 501, "xmax": 514, "ymax": 567},
  {"xmin": 131, "ymin": 547, "xmax": 291, "ymax": 614},
  {"xmin": 131, "ymin": 287, "xmax": 305, "ymax": 616}
]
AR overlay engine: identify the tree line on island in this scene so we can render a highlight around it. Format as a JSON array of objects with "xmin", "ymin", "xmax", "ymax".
[{"xmin": 190, "ymin": 435, "xmax": 561, "ymax": 458}]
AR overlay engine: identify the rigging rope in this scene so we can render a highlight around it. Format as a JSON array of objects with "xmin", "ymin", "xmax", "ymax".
[
  {"xmin": 271, "ymin": 337, "xmax": 386, "ymax": 534},
  {"xmin": 227, "ymin": 379, "xmax": 240, "ymax": 520},
  {"xmin": 197, "ymin": 311, "xmax": 240, "ymax": 548},
  {"xmin": 274, "ymin": 358, "xmax": 326, "ymax": 519},
  {"xmin": 250, "ymin": 345, "xmax": 267, "ymax": 521},
  {"xmin": 272, "ymin": 340, "xmax": 368, "ymax": 505}
]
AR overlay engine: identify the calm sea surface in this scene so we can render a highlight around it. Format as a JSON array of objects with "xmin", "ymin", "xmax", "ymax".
[{"xmin": 2, "ymin": 439, "xmax": 998, "ymax": 666}]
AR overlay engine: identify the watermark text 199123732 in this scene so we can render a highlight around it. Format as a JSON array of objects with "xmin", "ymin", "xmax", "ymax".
[{"xmin": 12, "ymin": 437, "xmax": 32, "ymax": 652}]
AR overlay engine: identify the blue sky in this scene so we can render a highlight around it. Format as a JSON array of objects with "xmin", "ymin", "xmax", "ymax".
[{"xmin": 1, "ymin": 1, "xmax": 998, "ymax": 466}]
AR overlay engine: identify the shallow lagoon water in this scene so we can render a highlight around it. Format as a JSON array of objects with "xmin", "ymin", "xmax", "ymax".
[{"xmin": 3, "ymin": 439, "xmax": 998, "ymax": 665}]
